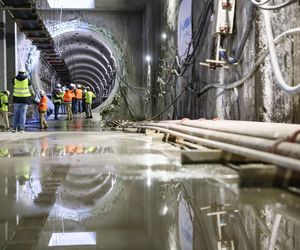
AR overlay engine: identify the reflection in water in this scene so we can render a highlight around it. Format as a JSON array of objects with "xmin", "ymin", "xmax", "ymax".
[
  {"xmin": 48, "ymin": 232, "xmax": 97, "ymax": 247},
  {"xmin": 0, "ymin": 133, "xmax": 300, "ymax": 250},
  {"xmin": 0, "ymin": 139, "xmax": 114, "ymax": 158}
]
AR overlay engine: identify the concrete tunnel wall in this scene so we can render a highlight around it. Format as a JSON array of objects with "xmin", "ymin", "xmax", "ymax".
[
  {"xmin": 153, "ymin": 0, "xmax": 300, "ymax": 123},
  {"xmin": 4, "ymin": 0, "xmax": 300, "ymax": 123},
  {"xmin": 15, "ymin": 9, "xmax": 148, "ymax": 119}
]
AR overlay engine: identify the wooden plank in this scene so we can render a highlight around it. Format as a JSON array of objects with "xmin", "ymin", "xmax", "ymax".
[{"xmin": 181, "ymin": 149, "xmax": 223, "ymax": 164}]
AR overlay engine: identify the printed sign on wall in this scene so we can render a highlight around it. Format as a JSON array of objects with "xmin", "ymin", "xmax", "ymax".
[{"xmin": 177, "ymin": 0, "xmax": 193, "ymax": 61}]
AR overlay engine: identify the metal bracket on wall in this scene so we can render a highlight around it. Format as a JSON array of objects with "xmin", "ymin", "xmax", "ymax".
[{"xmin": 200, "ymin": 0, "xmax": 236, "ymax": 70}]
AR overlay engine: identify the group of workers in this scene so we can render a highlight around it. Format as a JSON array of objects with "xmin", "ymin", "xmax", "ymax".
[
  {"xmin": 52, "ymin": 83, "xmax": 96, "ymax": 121},
  {"xmin": 0, "ymin": 68, "xmax": 96, "ymax": 133}
]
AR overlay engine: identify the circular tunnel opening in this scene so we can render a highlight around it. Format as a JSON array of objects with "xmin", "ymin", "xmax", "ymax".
[
  {"xmin": 54, "ymin": 30, "xmax": 117, "ymax": 108},
  {"xmin": 30, "ymin": 21, "xmax": 124, "ymax": 111}
]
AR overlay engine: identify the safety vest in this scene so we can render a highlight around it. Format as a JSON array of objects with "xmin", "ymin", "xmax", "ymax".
[
  {"xmin": 85, "ymin": 91, "xmax": 96, "ymax": 104},
  {"xmin": 63, "ymin": 90, "xmax": 73, "ymax": 103},
  {"xmin": 38, "ymin": 96, "xmax": 48, "ymax": 112},
  {"xmin": 53, "ymin": 91, "xmax": 62, "ymax": 104},
  {"xmin": 75, "ymin": 89, "xmax": 83, "ymax": 100},
  {"xmin": 13, "ymin": 78, "xmax": 31, "ymax": 97},
  {"xmin": 0, "ymin": 93, "xmax": 8, "ymax": 112}
]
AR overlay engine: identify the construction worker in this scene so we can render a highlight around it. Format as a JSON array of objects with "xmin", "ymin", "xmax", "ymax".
[
  {"xmin": 85, "ymin": 86, "xmax": 96, "ymax": 119},
  {"xmin": 12, "ymin": 68, "xmax": 34, "ymax": 133},
  {"xmin": 71, "ymin": 83, "xmax": 77, "ymax": 114},
  {"xmin": 0, "ymin": 90, "xmax": 10, "ymax": 131},
  {"xmin": 75, "ymin": 84, "xmax": 83, "ymax": 114},
  {"xmin": 52, "ymin": 84, "xmax": 62, "ymax": 120},
  {"xmin": 60, "ymin": 87, "xmax": 66, "ymax": 114},
  {"xmin": 63, "ymin": 85, "xmax": 74, "ymax": 120},
  {"xmin": 38, "ymin": 90, "xmax": 48, "ymax": 129}
]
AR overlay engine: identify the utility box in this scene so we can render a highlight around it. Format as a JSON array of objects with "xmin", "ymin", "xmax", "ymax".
[{"xmin": 215, "ymin": 0, "xmax": 236, "ymax": 34}]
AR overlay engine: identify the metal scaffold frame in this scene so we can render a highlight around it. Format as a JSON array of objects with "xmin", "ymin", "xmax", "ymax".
[{"xmin": 0, "ymin": 0, "xmax": 70, "ymax": 83}]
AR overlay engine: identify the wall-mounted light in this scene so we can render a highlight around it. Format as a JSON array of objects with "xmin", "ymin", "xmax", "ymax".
[
  {"xmin": 145, "ymin": 55, "xmax": 152, "ymax": 63},
  {"xmin": 162, "ymin": 33, "xmax": 167, "ymax": 40}
]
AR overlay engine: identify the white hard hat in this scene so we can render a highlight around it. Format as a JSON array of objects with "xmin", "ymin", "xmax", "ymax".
[
  {"xmin": 40, "ymin": 90, "xmax": 45, "ymax": 96},
  {"xmin": 77, "ymin": 84, "xmax": 81, "ymax": 88},
  {"xmin": 19, "ymin": 68, "xmax": 26, "ymax": 73},
  {"xmin": 56, "ymin": 84, "xmax": 61, "ymax": 88},
  {"xmin": 4, "ymin": 90, "xmax": 10, "ymax": 96}
]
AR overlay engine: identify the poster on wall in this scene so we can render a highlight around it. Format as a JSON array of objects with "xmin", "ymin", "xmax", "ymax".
[{"xmin": 177, "ymin": 0, "xmax": 193, "ymax": 62}]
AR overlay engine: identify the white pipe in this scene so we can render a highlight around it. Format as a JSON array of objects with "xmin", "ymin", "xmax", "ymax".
[
  {"xmin": 263, "ymin": 10, "xmax": 300, "ymax": 94},
  {"xmin": 252, "ymin": 0, "xmax": 297, "ymax": 10},
  {"xmin": 250, "ymin": 0, "xmax": 271, "ymax": 6},
  {"xmin": 199, "ymin": 27, "xmax": 300, "ymax": 93},
  {"xmin": 137, "ymin": 125, "xmax": 300, "ymax": 171}
]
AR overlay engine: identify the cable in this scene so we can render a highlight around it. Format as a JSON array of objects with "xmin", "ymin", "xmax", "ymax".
[
  {"xmin": 118, "ymin": 74, "xmax": 147, "ymax": 91},
  {"xmin": 146, "ymin": 87, "xmax": 187, "ymax": 121},
  {"xmin": 119, "ymin": 86, "xmax": 141, "ymax": 120},
  {"xmin": 220, "ymin": 3, "xmax": 256, "ymax": 64},
  {"xmin": 250, "ymin": 0, "xmax": 297, "ymax": 10},
  {"xmin": 263, "ymin": 10, "xmax": 300, "ymax": 94},
  {"xmin": 198, "ymin": 27, "xmax": 300, "ymax": 95}
]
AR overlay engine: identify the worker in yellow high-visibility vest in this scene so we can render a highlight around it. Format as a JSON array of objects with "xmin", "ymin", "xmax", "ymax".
[
  {"xmin": 12, "ymin": 68, "xmax": 34, "ymax": 133},
  {"xmin": 85, "ymin": 86, "xmax": 96, "ymax": 119},
  {"xmin": 0, "ymin": 90, "xmax": 10, "ymax": 131}
]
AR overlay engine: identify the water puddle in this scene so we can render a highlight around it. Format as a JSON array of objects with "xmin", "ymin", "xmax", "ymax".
[{"xmin": 0, "ymin": 132, "xmax": 299, "ymax": 249}]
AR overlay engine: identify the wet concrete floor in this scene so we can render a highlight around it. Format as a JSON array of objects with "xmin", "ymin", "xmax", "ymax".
[{"xmin": 0, "ymin": 116, "xmax": 300, "ymax": 249}]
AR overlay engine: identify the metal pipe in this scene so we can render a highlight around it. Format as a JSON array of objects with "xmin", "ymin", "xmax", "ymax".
[
  {"xmin": 160, "ymin": 120, "xmax": 300, "ymax": 142},
  {"xmin": 144, "ymin": 122, "xmax": 300, "ymax": 160},
  {"xmin": 136, "ymin": 125, "xmax": 300, "ymax": 171}
]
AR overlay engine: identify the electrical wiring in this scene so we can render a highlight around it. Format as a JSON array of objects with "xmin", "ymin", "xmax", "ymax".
[
  {"xmin": 263, "ymin": 10, "xmax": 300, "ymax": 94},
  {"xmin": 251, "ymin": 0, "xmax": 297, "ymax": 10},
  {"xmin": 117, "ymin": 74, "xmax": 147, "ymax": 91},
  {"xmin": 146, "ymin": 87, "xmax": 187, "ymax": 121},
  {"xmin": 160, "ymin": 0, "xmax": 214, "ymax": 83},
  {"xmin": 196, "ymin": 27, "xmax": 300, "ymax": 95},
  {"xmin": 220, "ymin": 3, "xmax": 256, "ymax": 64},
  {"xmin": 119, "ymin": 86, "xmax": 141, "ymax": 120},
  {"xmin": 148, "ymin": 0, "xmax": 214, "ymax": 119}
]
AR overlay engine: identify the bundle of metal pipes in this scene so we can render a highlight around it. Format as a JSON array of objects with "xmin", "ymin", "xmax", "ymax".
[{"xmin": 133, "ymin": 119, "xmax": 300, "ymax": 171}]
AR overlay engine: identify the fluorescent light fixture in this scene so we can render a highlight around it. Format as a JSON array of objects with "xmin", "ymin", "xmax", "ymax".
[
  {"xmin": 47, "ymin": 0, "xmax": 95, "ymax": 9},
  {"xmin": 48, "ymin": 232, "xmax": 96, "ymax": 247}
]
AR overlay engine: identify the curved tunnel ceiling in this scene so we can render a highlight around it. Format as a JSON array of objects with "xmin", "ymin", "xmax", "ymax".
[
  {"xmin": 66, "ymin": 56, "xmax": 110, "ymax": 83},
  {"xmin": 48, "ymin": 30, "xmax": 117, "ymax": 107}
]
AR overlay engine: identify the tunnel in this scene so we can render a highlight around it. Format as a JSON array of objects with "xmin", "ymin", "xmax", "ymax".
[
  {"xmin": 1, "ymin": 0, "xmax": 300, "ymax": 249},
  {"xmin": 28, "ymin": 21, "xmax": 122, "ymax": 111}
]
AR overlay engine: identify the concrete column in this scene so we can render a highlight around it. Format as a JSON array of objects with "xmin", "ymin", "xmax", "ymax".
[
  {"xmin": 0, "ymin": 10, "xmax": 7, "ymax": 90},
  {"xmin": 5, "ymin": 14, "xmax": 16, "ymax": 95}
]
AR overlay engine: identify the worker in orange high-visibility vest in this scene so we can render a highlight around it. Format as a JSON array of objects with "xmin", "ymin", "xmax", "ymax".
[
  {"xmin": 63, "ymin": 85, "xmax": 74, "ymax": 120},
  {"xmin": 38, "ymin": 90, "xmax": 48, "ymax": 130},
  {"xmin": 75, "ymin": 84, "xmax": 83, "ymax": 114}
]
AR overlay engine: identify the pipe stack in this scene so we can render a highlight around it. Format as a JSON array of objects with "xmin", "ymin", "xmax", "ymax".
[{"xmin": 134, "ymin": 119, "xmax": 300, "ymax": 171}]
